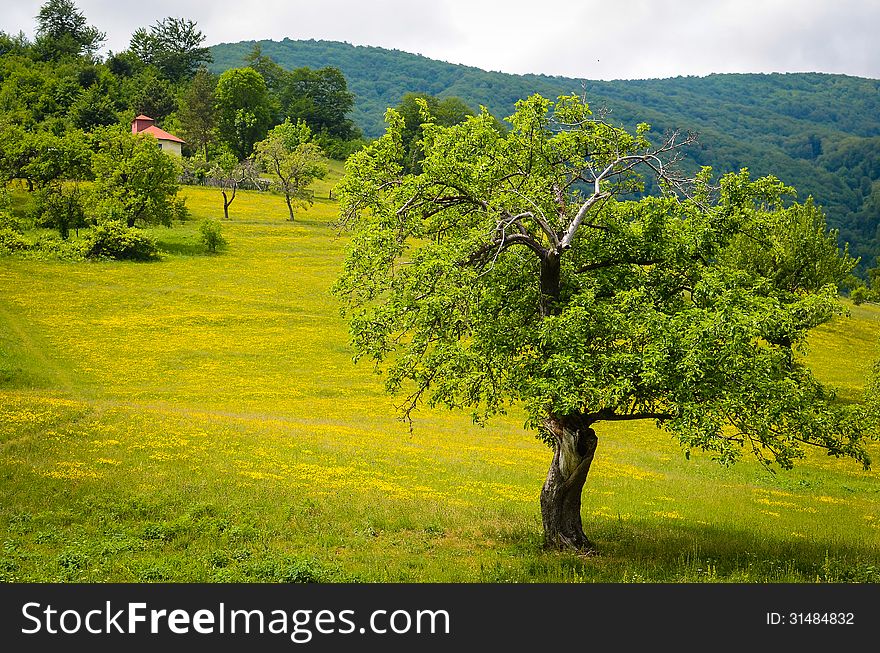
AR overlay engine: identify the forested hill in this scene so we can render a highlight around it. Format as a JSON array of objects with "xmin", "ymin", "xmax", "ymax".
[{"xmin": 210, "ymin": 38, "xmax": 880, "ymax": 268}]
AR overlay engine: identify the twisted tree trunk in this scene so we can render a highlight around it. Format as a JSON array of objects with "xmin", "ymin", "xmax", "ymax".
[{"xmin": 540, "ymin": 412, "xmax": 598, "ymax": 551}]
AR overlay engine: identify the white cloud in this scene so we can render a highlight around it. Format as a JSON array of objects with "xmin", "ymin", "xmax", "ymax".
[{"xmin": 5, "ymin": 0, "xmax": 879, "ymax": 79}]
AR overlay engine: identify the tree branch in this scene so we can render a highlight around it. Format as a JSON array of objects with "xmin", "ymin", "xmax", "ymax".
[{"xmin": 591, "ymin": 408, "xmax": 673, "ymax": 423}]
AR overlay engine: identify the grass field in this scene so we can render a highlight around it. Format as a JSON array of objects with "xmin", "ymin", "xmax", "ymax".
[{"xmin": 1, "ymin": 168, "xmax": 879, "ymax": 582}]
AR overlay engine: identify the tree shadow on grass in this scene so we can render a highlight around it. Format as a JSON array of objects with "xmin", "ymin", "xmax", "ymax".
[
  {"xmin": 489, "ymin": 519, "xmax": 880, "ymax": 583},
  {"xmin": 155, "ymin": 239, "xmax": 208, "ymax": 256}
]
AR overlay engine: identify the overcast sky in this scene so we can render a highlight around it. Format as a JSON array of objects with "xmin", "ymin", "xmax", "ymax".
[{"xmin": 5, "ymin": 0, "xmax": 879, "ymax": 80}]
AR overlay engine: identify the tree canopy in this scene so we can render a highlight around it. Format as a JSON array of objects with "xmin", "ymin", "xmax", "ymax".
[
  {"xmin": 244, "ymin": 45, "xmax": 359, "ymax": 142},
  {"xmin": 393, "ymin": 93, "xmax": 478, "ymax": 173},
  {"xmin": 129, "ymin": 17, "xmax": 212, "ymax": 83},
  {"xmin": 215, "ymin": 67, "xmax": 274, "ymax": 159},
  {"xmin": 34, "ymin": 0, "xmax": 105, "ymax": 59},
  {"xmin": 177, "ymin": 67, "xmax": 216, "ymax": 160},
  {"xmin": 91, "ymin": 127, "xmax": 183, "ymax": 228},
  {"xmin": 334, "ymin": 94, "xmax": 877, "ymax": 550}
]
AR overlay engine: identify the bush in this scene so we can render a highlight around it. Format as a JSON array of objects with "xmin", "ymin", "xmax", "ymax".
[
  {"xmin": 80, "ymin": 223, "xmax": 159, "ymax": 261},
  {"xmin": 172, "ymin": 196, "xmax": 191, "ymax": 222},
  {"xmin": 0, "ymin": 208, "xmax": 23, "ymax": 233},
  {"xmin": 0, "ymin": 227, "xmax": 29, "ymax": 253},
  {"xmin": 199, "ymin": 218, "xmax": 226, "ymax": 253},
  {"xmin": 851, "ymin": 287, "xmax": 867, "ymax": 305}
]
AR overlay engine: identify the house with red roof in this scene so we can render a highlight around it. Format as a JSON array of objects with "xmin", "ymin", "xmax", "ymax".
[{"xmin": 131, "ymin": 115, "xmax": 185, "ymax": 156}]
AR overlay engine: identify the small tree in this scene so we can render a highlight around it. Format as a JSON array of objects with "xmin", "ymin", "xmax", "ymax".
[
  {"xmin": 32, "ymin": 181, "xmax": 87, "ymax": 239},
  {"xmin": 91, "ymin": 127, "xmax": 182, "ymax": 228},
  {"xmin": 255, "ymin": 120, "xmax": 327, "ymax": 221},
  {"xmin": 208, "ymin": 152, "xmax": 259, "ymax": 220},
  {"xmin": 199, "ymin": 218, "xmax": 226, "ymax": 253},
  {"xmin": 334, "ymin": 94, "xmax": 876, "ymax": 551}
]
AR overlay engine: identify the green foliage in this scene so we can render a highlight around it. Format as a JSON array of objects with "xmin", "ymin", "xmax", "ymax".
[
  {"xmin": 199, "ymin": 218, "xmax": 226, "ymax": 253},
  {"xmin": 90, "ymin": 127, "xmax": 182, "ymax": 228},
  {"xmin": 851, "ymin": 286, "xmax": 871, "ymax": 305},
  {"xmin": 215, "ymin": 67, "xmax": 273, "ymax": 159},
  {"xmin": 0, "ymin": 128, "xmax": 91, "ymax": 189},
  {"xmin": 314, "ymin": 133, "xmax": 365, "ymax": 160},
  {"xmin": 69, "ymin": 84, "xmax": 120, "ymax": 130},
  {"xmin": 281, "ymin": 66, "xmax": 358, "ymax": 140},
  {"xmin": 178, "ymin": 67, "xmax": 217, "ymax": 160},
  {"xmin": 0, "ymin": 227, "xmax": 28, "ymax": 253},
  {"xmin": 30, "ymin": 182, "xmax": 87, "ymax": 239},
  {"xmin": 243, "ymin": 44, "xmax": 359, "ymax": 141},
  {"xmin": 255, "ymin": 120, "xmax": 327, "ymax": 220},
  {"xmin": 80, "ymin": 222, "xmax": 158, "ymax": 261},
  {"xmin": 393, "ymin": 92, "xmax": 480, "ymax": 172},
  {"xmin": 718, "ymin": 193, "xmax": 856, "ymax": 293},
  {"xmin": 34, "ymin": 0, "xmax": 105, "ymax": 59},
  {"xmin": 129, "ymin": 17, "xmax": 211, "ymax": 83},
  {"xmin": 335, "ymin": 94, "xmax": 872, "ymax": 473},
  {"xmin": 130, "ymin": 68, "xmax": 177, "ymax": 120},
  {"xmin": 0, "ymin": 187, "xmax": 20, "ymax": 232}
]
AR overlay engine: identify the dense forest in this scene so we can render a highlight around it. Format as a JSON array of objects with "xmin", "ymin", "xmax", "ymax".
[{"xmin": 212, "ymin": 39, "xmax": 880, "ymax": 270}]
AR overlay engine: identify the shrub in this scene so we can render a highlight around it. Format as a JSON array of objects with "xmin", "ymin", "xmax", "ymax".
[
  {"xmin": 850, "ymin": 286, "xmax": 876, "ymax": 305},
  {"xmin": 199, "ymin": 218, "xmax": 226, "ymax": 253},
  {"xmin": 0, "ymin": 189, "xmax": 22, "ymax": 233},
  {"xmin": 0, "ymin": 210, "xmax": 23, "ymax": 233},
  {"xmin": 0, "ymin": 227, "xmax": 29, "ymax": 253},
  {"xmin": 80, "ymin": 223, "xmax": 159, "ymax": 261},
  {"xmin": 851, "ymin": 287, "xmax": 866, "ymax": 305},
  {"xmin": 172, "ymin": 196, "xmax": 191, "ymax": 222}
]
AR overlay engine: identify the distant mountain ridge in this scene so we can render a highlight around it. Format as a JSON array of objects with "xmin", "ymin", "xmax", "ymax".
[{"xmin": 210, "ymin": 38, "xmax": 880, "ymax": 269}]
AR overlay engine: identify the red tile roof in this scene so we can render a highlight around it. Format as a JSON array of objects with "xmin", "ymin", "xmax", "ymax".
[{"xmin": 140, "ymin": 124, "xmax": 185, "ymax": 144}]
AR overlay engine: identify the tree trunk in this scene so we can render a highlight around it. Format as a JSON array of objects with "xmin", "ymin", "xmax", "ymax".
[
  {"xmin": 540, "ymin": 252, "xmax": 561, "ymax": 317},
  {"xmin": 285, "ymin": 194, "xmax": 295, "ymax": 221},
  {"xmin": 222, "ymin": 191, "xmax": 230, "ymax": 220},
  {"xmin": 540, "ymin": 413, "xmax": 598, "ymax": 551}
]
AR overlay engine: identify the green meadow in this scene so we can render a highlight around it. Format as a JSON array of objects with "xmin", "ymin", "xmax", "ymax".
[{"xmin": 1, "ymin": 166, "xmax": 879, "ymax": 583}]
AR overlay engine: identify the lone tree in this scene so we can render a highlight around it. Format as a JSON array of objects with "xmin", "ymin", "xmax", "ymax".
[
  {"xmin": 208, "ymin": 152, "xmax": 259, "ymax": 220},
  {"xmin": 255, "ymin": 120, "xmax": 327, "ymax": 221},
  {"xmin": 333, "ymin": 95, "xmax": 877, "ymax": 551},
  {"xmin": 91, "ymin": 127, "xmax": 183, "ymax": 228}
]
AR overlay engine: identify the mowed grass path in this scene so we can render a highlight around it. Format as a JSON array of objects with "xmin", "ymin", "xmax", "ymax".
[{"xmin": 1, "ymin": 172, "xmax": 879, "ymax": 582}]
